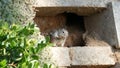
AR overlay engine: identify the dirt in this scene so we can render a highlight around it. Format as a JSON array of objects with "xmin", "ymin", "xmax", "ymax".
[
  {"xmin": 115, "ymin": 50, "xmax": 120, "ymax": 62},
  {"xmin": 84, "ymin": 35, "xmax": 110, "ymax": 46},
  {"xmin": 34, "ymin": 14, "xmax": 66, "ymax": 33}
]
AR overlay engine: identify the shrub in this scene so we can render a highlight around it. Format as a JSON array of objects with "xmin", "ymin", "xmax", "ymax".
[{"xmin": 0, "ymin": 20, "xmax": 52, "ymax": 68}]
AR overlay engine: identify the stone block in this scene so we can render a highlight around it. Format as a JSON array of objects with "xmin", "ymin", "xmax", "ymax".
[
  {"xmin": 33, "ymin": 0, "xmax": 113, "ymax": 16},
  {"xmin": 70, "ymin": 46, "xmax": 115, "ymax": 66},
  {"xmin": 112, "ymin": 1, "xmax": 120, "ymax": 48},
  {"xmin": 35, "ymin": 7, "xmax": 106, "ymax": 16},
  {"xmin": 84, "ymin": 3, "xmax": 118, "ymax": 47},
  {"xmin": 34, "ymin": 0, "xmax": 113, "ymax": 7},
  {"xmin": 84, "ymin": 1, "xmax": 120, "ymax": 48},
  {"xmin": 50, "ymin": 47, "xmax": 71, "ymax": 66}
]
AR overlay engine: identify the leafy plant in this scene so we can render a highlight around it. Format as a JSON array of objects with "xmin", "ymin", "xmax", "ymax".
[{"xmin": 0, "ymin": 20, "xmax": 52, "ymax": 68}]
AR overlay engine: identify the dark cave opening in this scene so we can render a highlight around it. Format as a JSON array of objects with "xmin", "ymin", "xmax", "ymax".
[
  {"xmin": 62, "ymin": 12, "xmax": 86, "ymax": 47},
  {"xmin": 65, "ymin": 12, "xmax": 86, "ymax": 32}
]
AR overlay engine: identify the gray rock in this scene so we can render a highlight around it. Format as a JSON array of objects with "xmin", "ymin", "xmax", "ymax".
[
  {"xmin": 112, "ymin": 1, "xmax": 120, "ymax": 48},
  {"xmin": 33, "ymin": 0, "xmax": 115, "ymax": 16},
  {"xmin": 70, "ymin": 46, "xmax": 115, "ymax": 66},
  {"xmin": 84, "ymin": 2, "xmax": 118, "ymax": 47},
  {"xmin": 50, "ymin": 47, "xmax": 71, "ymax": 66},
  {"xmin": 84, "ymin": 1, "xmax": 120, "ymax": 48},
  {"xmin": 34, "ymin": 0, "xmax": 113, "ymax": 7}
]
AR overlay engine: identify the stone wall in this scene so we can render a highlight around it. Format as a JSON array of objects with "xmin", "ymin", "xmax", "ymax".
[
  {"xmin": 34, "ymin": 0, "xmax": 112, "ymax": 16},
  {"xmin": 45, "ymin": 47, "xmax": 115, "ymax": 68},
  {"xmin": 33, "ymin": 0, "xmax": 120, "ymax": 68},
  {"xmin": 112, "ymin": 2, "xmax": 120, "ymax": 48},
  {"xmin": 84, "ymin": 3, "xmax": 118, "ymax": 46}
]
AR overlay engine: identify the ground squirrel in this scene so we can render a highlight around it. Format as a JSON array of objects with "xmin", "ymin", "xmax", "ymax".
[{"xmin": 50, "ymin": 28, "xmax": 68, "ymax": 47}]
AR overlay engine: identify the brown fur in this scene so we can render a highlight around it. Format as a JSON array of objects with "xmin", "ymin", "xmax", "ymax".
[
  {"xmin": 64, "ymin": 26, "xmax": 85, "ymax": 47},
  {"xmin": 50, "ymin": 28, "xmax": 68, "ymax": 47}
]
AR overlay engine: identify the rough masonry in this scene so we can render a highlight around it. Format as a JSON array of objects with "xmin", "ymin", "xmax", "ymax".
[{"xmin": 33, "ymin": 0, "xmax": 120, "ymax": 68}]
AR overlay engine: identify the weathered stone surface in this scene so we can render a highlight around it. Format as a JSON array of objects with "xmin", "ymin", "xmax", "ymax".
[
  {"xmin": 50, "ymin": 47, "xmax": 71, "ymax": 66},
  {"xmin": 113, "ymin": 51, "xmax": 120, "ymax": 68},
  {"xmin": 111, "ymin": 62, "xmax": 120, "ymax": 68},
  {"xmin": 70, "ymin": 46, "xmax": 115, "ymax": 66},
  {"xmin": 35, "ymin": 7, "xmax": 106, "ymax": 16},
  {"xmin": 33, "ymin": 0, "xmax": 115, "ymax": 16},
  {"xmin": 58, "ymin": 67, "xmax": 67, "ymax": 68},
  {"xmin": 112, "ymin": 2, "xmax": 120, "ymax": 48},
  {"xmin": 69, "ymin": 65, "xmax": 113, "ymax": 68},
  {"xmin": 84, "ymin": 1, "xmax": 120, "ymax": 48},
  {"xmin": 84, "ymin": 3, "xmax": 118, "ymax": 47},
  {"xmin": 34, "ymin": 0, "xmax": 113, "ymax": 7}
]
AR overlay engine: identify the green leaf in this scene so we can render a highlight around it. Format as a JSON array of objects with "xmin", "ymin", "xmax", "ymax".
[
  {"xmin": 1, "ymin": 21, "xmax": 9, "ymax": 29},
  {"xmin": 30, "ymin": 47, "xmax": 35, "ymax": 54},
  {"xmin": 34, "ymin": 62, "xmax": 39, "ymax": 68},
  {"xmin": 43, "ymin": 63, "xmax": 48, "ymax": 68},
  {"xmin": 28, "ymin": 63, "xmax": 32, "ymax": 68},
  {"xmin": 31, "ymin": 55, "xmax": 39, "ymax": 60},
  {"xmin": 0, "ymin": 59, "xmax": 7, "ymax": 67},
  {"xmin": 29, "ymin": 23, "xmax": 34, "ymax": 28},
  {"xmin": 45, "ymin": 36, "xmax": 50, "ymax": 43},
  {"xmin": 48, "ymin": 64, "xmax": 53, "ymax": 68},
  {"xmin": 21, "ymin": 62, "xmax": 28, "ymax": 68},
  {"xmin": 38, "ymin": 43, "xmax": 46, "ymax": 51},
  {"xmin": 14, "ymin": 57, "xmax": 22, "ymax": 62}
]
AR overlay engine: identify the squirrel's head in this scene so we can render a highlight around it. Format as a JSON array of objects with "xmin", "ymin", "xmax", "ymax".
[
  {"xmin": 50, "ymin": 30, "xmax": 59, "ymax": 38},
  {"xmin": 58, "ymin": 28, "xmax": 68, "ymax": 39}
]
